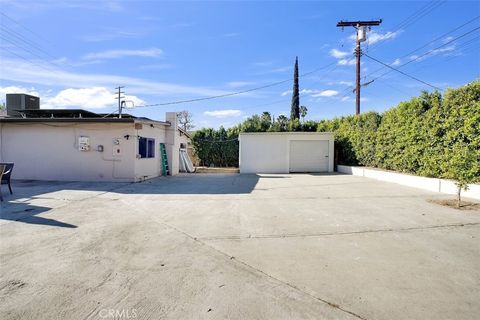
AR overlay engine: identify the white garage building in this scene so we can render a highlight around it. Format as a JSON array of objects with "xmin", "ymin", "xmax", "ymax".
[{"xmin": 239, "ymin": 132, "xmax": 334, "ymax": 174}]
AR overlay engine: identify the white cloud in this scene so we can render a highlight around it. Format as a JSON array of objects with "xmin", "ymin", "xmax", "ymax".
[
  {"xmin": 367, "ymin": 30, "xmax": 402, "ymax": 45},
  {"xmin": 0, "ymin": 57, "xmax": 228, "ymax": 97},
  {"xmin": 281, "ymin": 90, "xmax": 292, "ymax": 96},
  {"xmin": 227, "ymin": 81, "xmax": 256, "ymax": 88},
  {"xmin": 312, "ymin": 90, "xmax": 339, "ymax": 97},
  {"xmin": 0, "ymin": 86, "xmax": 39, "ymax": 102},
  {"xmin": 338, "ymin": 58, "xmax": 356, "ymax": 66},
  {"xmin": 330, "ymin": 49, "xmax": 349, "ymax": 59},
  {"xmin": 391, "ymin": 58, "xmax": 401, "ymax": 66},
  {"xmin": 339, "ymin": 81, "xmax": 354, "ymax": 86},
  {"xmin": 410, "ymin": 46, "xmax": 456, "ymax": 62},
  {"xmin": 430, "ymin": 46, "xmax": 456, "ymax": 55},
  {"xmin": 83, "ymin": 48, "xmax": 163, "ymax": 60},
  {"xmin": 443, "ymin": 36, "xmax": 454, "ymax": 44},
  {"xmin": 137, "ymin": 63, "xmax": 173, "ymax": 70},
  {"xmin": 204, "ymin": 109, "xmax": 242, "ymax": 118},
  {"xmin": 43, "ymin": 87, "xmax": 145, "ymax": 109}
]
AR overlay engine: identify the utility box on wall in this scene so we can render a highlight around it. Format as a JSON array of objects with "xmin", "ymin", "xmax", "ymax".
[
  {"xmin": 239, "ymin": 132, "xmax": 334, "ymax": 174},
  {"xmin": 78, "ymin": 136, "xmax": 90, "ymax": 151}
]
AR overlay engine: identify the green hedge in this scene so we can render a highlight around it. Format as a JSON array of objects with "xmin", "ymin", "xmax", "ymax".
[
  {"xmin": 317, "ymin": 81, "xmax": 480, "ymax": 182},
  {"xmin": 191, "ymin": 127, "xmax": 239, "ymax": 167}
]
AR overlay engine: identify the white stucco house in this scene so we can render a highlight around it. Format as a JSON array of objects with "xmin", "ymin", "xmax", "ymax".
[
  {"xmin": 0, "ymin": 109, "xmax": 190, "ymax": 182},
  {"xmin": 239, "ymin": 132, "xmax": 334, "ymax": 174}
]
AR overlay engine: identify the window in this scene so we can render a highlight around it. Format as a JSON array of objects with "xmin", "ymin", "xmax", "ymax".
[{"xmin": 138, "ymin": 137, "xmax": 155, "ymax": 158}]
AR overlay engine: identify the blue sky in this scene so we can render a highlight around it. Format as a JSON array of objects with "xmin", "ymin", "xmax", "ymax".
[{"xmin": 0, "ymin": 0, "xmax": 479, "ymax": 129}]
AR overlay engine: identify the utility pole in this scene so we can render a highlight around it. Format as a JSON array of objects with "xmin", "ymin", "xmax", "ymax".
[
  {"xmin": 336, "ymin": 20, "xmax": 382, "ymax": 115},
  {"xmin": 115, "ymin": 86, "xmax": 125, "ymax": 118}
]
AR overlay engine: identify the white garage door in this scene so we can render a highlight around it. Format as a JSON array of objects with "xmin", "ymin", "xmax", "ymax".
[{"xmin": 289, "ymin": 140, "xmax": 329, "ymax": 173}]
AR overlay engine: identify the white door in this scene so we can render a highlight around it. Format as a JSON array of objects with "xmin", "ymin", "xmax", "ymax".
[{"xmin": 289, "ymin": 140, "xmax": 329, "ymax": 173}]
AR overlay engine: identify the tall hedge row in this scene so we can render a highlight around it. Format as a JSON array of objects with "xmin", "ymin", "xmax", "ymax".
[
  {"xmin": 317, "ymin": 81, "xmax": 480, "ymax": 181},
  {"xmin": 191, "ymin": 127, "xmax": 239, "ymax": 167}
]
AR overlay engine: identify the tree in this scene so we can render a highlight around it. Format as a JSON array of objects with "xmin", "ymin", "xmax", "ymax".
[
  {"xmin": 443, "ymin": 143, "xmax": 478, "ymax": 207},
  {"xmin": 290, "ymin": 56, "xmax": 300, "ymax": 120},
  {"xmin": 299, "ymin": 105, "xmax": 307, "ymax": 123},
  {"xmin": 177, "ymin": 110, "xmax": 194, "ymax": 132},
  {"xmin": 276, "ymin": 115, "xmax": 289, "ymax": 131},
  {"xmin": 260, "ymin": 111, "xmax": 272, "ymax": 131}
]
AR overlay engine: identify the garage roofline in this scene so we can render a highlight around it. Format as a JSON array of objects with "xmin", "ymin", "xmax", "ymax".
[{"xmin": 239, "ymin": 132, "xmax": 334, "ymax": 136}]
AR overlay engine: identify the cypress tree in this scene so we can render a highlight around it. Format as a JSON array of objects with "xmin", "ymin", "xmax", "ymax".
[{"xmin": 290, "ymin": 56, "xmax": 300, "ymax": 120}]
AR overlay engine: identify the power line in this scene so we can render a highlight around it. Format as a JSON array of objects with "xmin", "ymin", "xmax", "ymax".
[
  {"xmin": 365, "ymin": 26, "xmax": 480, "ymax": 85},
  {"xmin": 366, "ymin": 15, "xmax": 480, "ymax": 79},
  {"xmin": 0, "ymin": 46, "xmax": 57, "ymax": 72},
  {"xmin": 0, "ymin": 24, "xmax": 63, "ymax": 65},
  {"xmin": 391, "ymin": 1, "xmax": 444, "ymax": 32},
  {"xmin": 0, "ymin": 11, "xmax": 52, "ymax": 44},
  {"xmin": 0, "ymin": 12, "xmax": 73, "ymax": 71},
  {"xmin": 369, "ymin": 1, "xmax": 445, "ymax": 51},
  {"xmin": 0, "ymin": 34, "xmax": 66, "ymax": 70},
  {"xmin": 135, "ymin": 61, "xmax": 338, "ymax": 108},
  {"xmin": 363, "ymin": 53, "xmax": 443, "ymax": 91}
]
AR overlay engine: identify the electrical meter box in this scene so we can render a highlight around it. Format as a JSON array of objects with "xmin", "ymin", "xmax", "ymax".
[{"xmin": 78, "ymin": 136, "xmax": 90, "ymax": 151}]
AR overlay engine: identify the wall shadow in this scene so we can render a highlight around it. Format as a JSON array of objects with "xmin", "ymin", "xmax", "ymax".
[{"xmin": 1, "ymin": 202, "xmax": 77, "ymax": 228}]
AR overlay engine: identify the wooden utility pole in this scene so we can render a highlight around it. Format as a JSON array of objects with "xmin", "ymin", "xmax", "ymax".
[
  {"xmin": 115, "ymin": 86, "xmax": 125, "ymax": 118},
  {"xmin": 336, "ymin": 20, "xmax": 382, "ymax": 115}
]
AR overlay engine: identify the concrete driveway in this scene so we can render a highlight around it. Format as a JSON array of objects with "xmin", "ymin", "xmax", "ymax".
[{"xmin": 1, "ymin": 174, "xmax": 479, "ymax": 320}]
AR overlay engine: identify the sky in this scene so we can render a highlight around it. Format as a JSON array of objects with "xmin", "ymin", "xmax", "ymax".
[{"xmin": 0, "ymin": 0, "xmax": 479, "ymax": 129}]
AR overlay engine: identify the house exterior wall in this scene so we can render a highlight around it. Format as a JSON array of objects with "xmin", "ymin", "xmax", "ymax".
[
  {"xmin": 239, "ymin": 132, "xmax": 334, "ymax": 174},
  {"xmin": 165, "ymin": 112, "xmax": 180, "ymax": 176},
  {"xmin": 133, "ymin": 120, "xmax": 166, "ymax": 180},
  {"xmin": 0, "ymin": 112, "xmax": 186, "ymax": 182},
  {"xmin": 0, "ymin": 122, "xmax": 137, "ymax": 181}
]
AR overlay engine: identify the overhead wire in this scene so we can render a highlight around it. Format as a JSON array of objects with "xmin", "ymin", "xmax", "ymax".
[
  {"xmin": 134, "ymin": 61, "xmax": 338, "ymax": 108},
  {"xmin": 365, "ymin": 15, "xmax": 480, "ymax": 79},
  {"xmin": 368, "ymin": 1, "xmax": 445, "ymax": 51},
  {"xmin": 0, "ymin": 11, "xmax": 52, "ymax": 44},
  {"xmin": 0, "ymin": 11, "xmax": 73, "ymax": 73},
  {"xmin": 364, "ymin": 26, "xmax": 480, "ymax": 86},
  {"xmin": 0, "ymin": 34, "xmax": 66, "ymax": 70},
  {"xmin": 363, "ymin": 53, "xmax": 443, "ymax": 91}
]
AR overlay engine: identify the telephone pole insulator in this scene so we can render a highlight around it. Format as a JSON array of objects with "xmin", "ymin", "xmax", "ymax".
[{"xmin": 336, "ymin": 19, "xmax": 382, "ymax": 115}]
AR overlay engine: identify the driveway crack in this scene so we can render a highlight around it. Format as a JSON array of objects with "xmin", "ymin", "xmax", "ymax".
[{"xmin": 199, "ymin": 222, "xmax": 480, "ymax": 241}]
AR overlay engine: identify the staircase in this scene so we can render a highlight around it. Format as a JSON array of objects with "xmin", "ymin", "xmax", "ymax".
[{"xmin": 159, "ymin": 143, "xmax": 169, "ymax": 176}]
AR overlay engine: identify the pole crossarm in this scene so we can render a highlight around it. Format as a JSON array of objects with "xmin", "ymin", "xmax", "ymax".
[{"xmin": 336, "ymin": 20, "xmax": 382, "ymax": 27}]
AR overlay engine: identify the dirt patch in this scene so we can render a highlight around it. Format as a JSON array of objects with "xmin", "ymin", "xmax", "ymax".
[
  {"xmin": 428, "ymin": 199, "xmax": 480, "ymax": 211},
  {"xmin": 195, "ymin": 167, "xmax": 239, "ymax": 174}
]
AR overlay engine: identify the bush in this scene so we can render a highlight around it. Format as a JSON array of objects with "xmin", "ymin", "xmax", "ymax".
[{"xmin": 191, "ymin": 127, "xmax": 239, "ymax": 167}]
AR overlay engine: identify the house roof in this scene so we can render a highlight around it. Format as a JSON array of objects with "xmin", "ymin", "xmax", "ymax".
[{"xmin": 0, "ymin": 108, "xmax": 170, "ymax": 126}]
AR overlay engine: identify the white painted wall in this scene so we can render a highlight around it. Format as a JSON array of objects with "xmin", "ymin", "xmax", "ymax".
[
  {"xmin": 239, "ymin": 132, "xmax": 334, "ymax": 174},
  {"xmin": 133, "ymin": 120, "xmax": 166, "ymax": 180},
  {"xmin": 337, "ymin": 165, "xmax": 480, "ymax": 200},
  {"xmin": 0, "ymin": 117, "xmax": 185, "ymax": 181},
  {"xmin": 165, "ymin": 112, "xmax": 180, "ymax": 176},
  {"xmin": 0, "ymin": 122, "xmax": 136, "ymax": 181}
]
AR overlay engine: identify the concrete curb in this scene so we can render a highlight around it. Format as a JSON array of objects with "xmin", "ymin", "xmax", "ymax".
[{"xmin": 337, "ymin": 165, "xmax": 480, "ymax": 200}]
